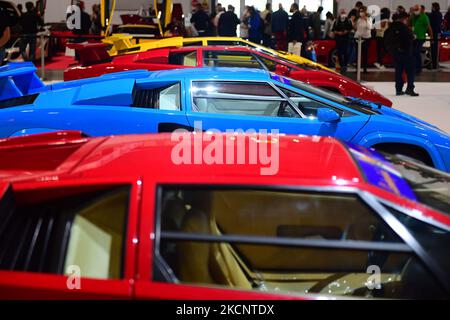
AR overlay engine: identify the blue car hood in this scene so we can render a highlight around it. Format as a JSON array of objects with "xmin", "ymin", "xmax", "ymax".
[
  {"xmin": 345, "ymin": 97, "xmax": 441, "ymax": 131},
  {"xmin": 377, "ymin": 106, "xmax": 442, "ymax": 131}
]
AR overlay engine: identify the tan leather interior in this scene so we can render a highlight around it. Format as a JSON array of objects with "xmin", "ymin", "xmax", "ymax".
[
  {"xmin": 64, "ymin": 189, "xmax": 128, "ymax": 280},
  {"xmin": 164, "ymin": 190, "xmax": 410, "ymax": 296}
]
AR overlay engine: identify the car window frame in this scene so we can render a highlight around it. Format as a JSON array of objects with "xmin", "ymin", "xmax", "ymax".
[
  {"xmin": 0, "ymin": 178, "xmax": 141, "ymax": 298},
  {"xmin": 274, "ymin": 81, "xmax": 366, "ymax": 117},
  {"xmin": 133, "ymin": 80, "xmax": 184, "ymax": 112},
  {"xmin": 152, "ymin": 184, "xmax": 450, "ymax": 297},
  {"xmin": 276, "ymin": 85, "xmax": 358, "ymax": 118},
  {"xmin": 202, "ymin": 49, "xmax": 264, "ymax": 69},
  {"xmin": 189, "ymin": 79, "xmax": 305, "ymax": 118}
]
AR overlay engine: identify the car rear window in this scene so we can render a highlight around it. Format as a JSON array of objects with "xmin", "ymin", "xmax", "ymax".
[{"xmin": 0, "ymin": 185, "xmax": 129, "ymax": 280}]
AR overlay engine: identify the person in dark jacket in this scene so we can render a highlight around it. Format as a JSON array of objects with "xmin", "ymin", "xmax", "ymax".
[
  {"xmin": 310, "ymin": 6, "xmax": 323, "ymax": 39},
  {"xmin": 0, "ymin": 10, "xmax": 12, "ymax": 65},
  {"xmin": 332, "ymin": 9, "xmax": 353, "ymax": 75},
  {"xmin": 271, "ymin": 3, "xmax": 289, "ymax": 51},
  {"xmin": 19, "ymin": 2, "xmax": 43, "ymax": 61},
  {"xmin": 384, "ymin": 12, "xmax": 418, "ymax": 96},
  {"xmin": 218, "ymin": 5, "xmax": 240, "ymax": 37},
  {"xmin": 428, "ymin": 2, "xmax": 443, "ymax": 69},
  {"xmin": 288, "ymin": 3, "xmax": 305, "ymax": 43},
  {"xmin": 190, "ymin": 3, "xmax": 210, "ymax": 37},
  {"xmin": 248, "ymin": 6, "xmax": 262, "ymax": 44}
]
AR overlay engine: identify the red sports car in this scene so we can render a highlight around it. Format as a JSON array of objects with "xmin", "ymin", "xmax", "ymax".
[
  {"xmin": 0, "ymin": 131, "xmax": 449, "ymax": 299},
  {"xmin": 65, "ymin": 43, "xmax": 392, "ymax": 107}
]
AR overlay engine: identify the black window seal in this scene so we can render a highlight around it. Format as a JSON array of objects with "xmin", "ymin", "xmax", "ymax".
[
  {"xmin": 360, "ymin": 191, "xmax": 450, "ymax": 294},
  {"xmin": 159, "ymin": 231, "xmax": 413, "ymax": 253}
]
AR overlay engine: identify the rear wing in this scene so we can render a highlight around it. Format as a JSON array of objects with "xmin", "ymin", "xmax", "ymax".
[
  {"xmin": 102, "ymin": 34, "xmax": 142, "ymax": 56},
  {"xmin": 67, "ymin": 42, "xmax": 112, "ymax": 66},
  {"xmin": 102, "ymin": 34, "xmax": 185, "ymax": 56},
  {"xmin": 0, "ymin": 62, "xmax": 47, "ymax": 102}
]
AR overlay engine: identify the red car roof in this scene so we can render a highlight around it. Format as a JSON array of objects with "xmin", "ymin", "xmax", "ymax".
[
  {"xmin": 1, "ymin": 131, "xmax": 449, "ymax": 238},
  {"xmin": 0, "ymin": 131, "xmax": 361, "ymax": 185}
]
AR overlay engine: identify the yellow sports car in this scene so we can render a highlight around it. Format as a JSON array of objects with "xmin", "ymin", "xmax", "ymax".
[{"xmin": 102, "ymin": 35, "xmax": 334, "ymax": 73}]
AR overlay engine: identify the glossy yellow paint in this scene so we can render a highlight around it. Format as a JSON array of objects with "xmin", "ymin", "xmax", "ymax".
[{"xmin": 102, "ymin": 35, "xmax": 334, "ymax": 73}]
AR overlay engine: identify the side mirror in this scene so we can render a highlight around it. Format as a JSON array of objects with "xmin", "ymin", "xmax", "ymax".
[
  {"xmin": 275, "ymin": 64, "xmax": 290, "ymax": 76},
  {"xmin": 317, "ymin": 108, "xmax": 341, "ymax": 122}
]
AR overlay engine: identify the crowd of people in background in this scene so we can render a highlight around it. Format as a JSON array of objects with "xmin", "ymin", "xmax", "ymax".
[
  {"xmin": 187, "ymin": 1, "xmax": 450, "ymax": 96},
  {"xmin": 188, "ymin": 2, "xmax": 450, "ymax": 72},
  {"xmin": 2, "ymin": 0, "xmax": 450, "ymax": 77}
]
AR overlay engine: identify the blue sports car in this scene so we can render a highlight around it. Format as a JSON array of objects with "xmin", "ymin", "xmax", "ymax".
[{"xmin": 1, "ymin": 62, "xmax": 450, "ymax": 172}]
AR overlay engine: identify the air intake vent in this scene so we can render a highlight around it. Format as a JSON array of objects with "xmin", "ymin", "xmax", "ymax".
[
  {"xmin": 0, "ymin": 94, "xmax": 39, "ymax": 109},
  {"xmin": 132, "ymin": 88, "xmax": 160, "ymax": 108}
]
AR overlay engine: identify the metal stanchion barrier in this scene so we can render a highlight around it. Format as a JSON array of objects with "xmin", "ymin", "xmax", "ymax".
[
  {"xmin": 356, "ymin": 37, "xmax": 362, "ymax": 82},
  {"xmin": 40, "ymin": 33, "xmax": 46, "ymax": 81}
]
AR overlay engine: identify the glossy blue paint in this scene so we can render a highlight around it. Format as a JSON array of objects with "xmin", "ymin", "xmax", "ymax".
[
  {"xmin": 0, "ymin": 64, "xmax": 449, "ymax": 172},
  {"xmin": 317, "ymin": 108, "xmax": 341, "ymax": 122}
]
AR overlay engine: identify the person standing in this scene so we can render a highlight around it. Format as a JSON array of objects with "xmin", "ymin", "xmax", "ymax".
[
  {"xmin": 248, "ymin": 6, "xmax": 262, "ymax": 44},
  {"xmin": 261, "ymin": 3, "xmax": 272, "ymax": 47},
  {"xmin": 332, "ymin": 9, "xmax": 353, "ymax": 74},
  {"xmin": 374, "ymin": 7, "xmax": 390, "ymax": 69},
  {"xmin": 213, "ymin": 6, "xmax": 225, "ymax": 36},
  {"xmin": 428, "ymin": 2, "xmax": 443, "ymax": 69},
  {"xmin": 19, "ymin": 2, "xmax": 43, "ymax": 62},
  {"xmin": 0, "ymin": 9, "xmax": 12, "ymax": 65},
  {"xmin": 17, "ymin": 4, "xmax": 23, "ymax": 16},
  {"xmin": 311, "ymin": 6, "xmax": 323, "ymax": 39},
  {"xmin": 218, "ymin": 5, "xmax": 240, "ymax": 37},
  {"xmin": 271, "ymin": 3, "xmax": 289, "ymax": 51},
  {"xmin": 190, "ymin": 3, "xmax": 210, "ymax": 37},
  {"xmin": 410, "ymin": 4, "xmax": 433, "ymax": 74},
  {"xmin": 348, "ymin": 1, "xmax": 363, "ymax": 20},
  {"xmin": 444, "ymin": 6, "xmax": 450, "ymax": 31},
  {"xmin": 288, "ymin": 3, "xmax": 305, "ymax": 56},
  {"xmin": 384, "ymin": 12, "xmax": 418, "ymax": 96},
  {"xmin": 323, "ymin": 12, "xmax": 335, "ymax": 39},
  {"xmin": 348, "ymin": 2, "xmax": 363, "ymax": 66},
  {"xmin": 90, "ymin": 4, "xmax": 102, "ymax": 35},
  {"xmin": 240, "ymin": 6, "xmax": 251, "ymax": 39},
  {"xmin": 354, "ymin": 5, "xmax": 372, "ymax": 73}
]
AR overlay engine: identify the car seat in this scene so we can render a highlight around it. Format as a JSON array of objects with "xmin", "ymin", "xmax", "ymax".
[{"xmin": 176, "ymin": 192, "xmax": 252, "ymax": 290}]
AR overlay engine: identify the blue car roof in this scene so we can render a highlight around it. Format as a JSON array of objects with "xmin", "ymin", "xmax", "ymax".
[{"xmin": 146, "ymin": 67, "xmax": 272, "ymax": 81}]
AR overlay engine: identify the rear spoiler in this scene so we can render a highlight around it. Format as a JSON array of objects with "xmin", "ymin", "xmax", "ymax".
[
  {"xmin": 67, "ymin": 42, "xmax": 112, "ymax": 66},
  {"xmin": 102, "ymin": 34, "xmax": 142, "ymax": 55},
  {"xmin": 0, "ymin": 62, "xmax": 47, "ymax": 101}
]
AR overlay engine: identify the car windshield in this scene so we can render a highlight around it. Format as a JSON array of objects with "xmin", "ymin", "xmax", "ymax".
[
  {"xmin": 272, "ymin": 74, "xmax": 347, "ymax": 103},
  {"xmin": 271, "ymin": 74, "xmax": 379, "ymax": 115},
  {"xmin": 383, "ymin": 153, "xmax": 450, "ymax": 215}
]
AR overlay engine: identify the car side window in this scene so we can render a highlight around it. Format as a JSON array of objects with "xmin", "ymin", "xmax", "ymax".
[
  {"xmin": 257, "ymin": 56, "xmax": 279, "ymax": 72},
  {"xmin": 154, "ymin": 187, "xmax": 447, "ymax": 299},
  {"xmin": 192, "ymin": 81, "xmax": 299, "ymax": 118},
  {"xmin": 203, "ymin": 50, "xmax": 262, "ymax": 69},
  {"xmin": 168, "ymin": 51, "xmax": 197, "ymax": 67},
  {"xmin": 133, "ymin": 83, "xmax": 181, "ymax": 111},
  {"xmin": 206, "ymin": 40, "xmax": 241, "ymax": 46},
  {"xmin": 0, "ymin": 186, "xmax": 130, "ymax": 280},
  {"xmin": 279, "ymin": 87, "xmax": 356, "ymax": 118}
]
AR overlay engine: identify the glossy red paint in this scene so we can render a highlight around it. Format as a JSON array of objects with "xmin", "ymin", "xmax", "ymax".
[
  {"xmin": 0, "ymin": 132, "xmax": 447, "ymax": 299},
  {"xmin": 64, "ymin": 44, "xmax": 392, "ymax": 107}
]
